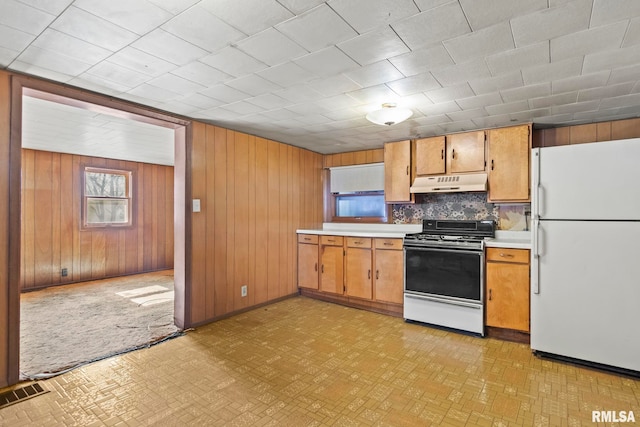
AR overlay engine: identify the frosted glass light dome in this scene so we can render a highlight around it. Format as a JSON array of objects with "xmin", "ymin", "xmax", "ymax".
[{"xmin": 366, "ymin": 103, "xmax": 413, "ymax": 126}]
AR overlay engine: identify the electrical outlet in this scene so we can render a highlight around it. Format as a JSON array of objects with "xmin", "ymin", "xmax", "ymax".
[
  {"xmin": 241, "ymin": 285, "xmax": 247, "ymax": 297},
  {"xmin": 61, "ymin": 268, "xmax": 68, "ymax": 277}
]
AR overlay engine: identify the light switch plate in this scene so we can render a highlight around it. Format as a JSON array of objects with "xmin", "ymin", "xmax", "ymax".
[{"xmin": 193, "ymin": 199, "xmax": 201, "ymax": 212}]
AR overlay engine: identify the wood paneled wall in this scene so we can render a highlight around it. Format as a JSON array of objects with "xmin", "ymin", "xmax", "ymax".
[
  {"xmin": 533, "ymin": 117, "xmax": 640, "ymax": 147},
  {"xmin": 188, "ymin": 123, "xmax": 323, "ymax": 325},
  {"xmin": 323, "ymin": 148, "xmax": 383, "ymax": 168},
  {"xmin": 20, "ymin": 149, "xmax": 174, "ymax": 290}
]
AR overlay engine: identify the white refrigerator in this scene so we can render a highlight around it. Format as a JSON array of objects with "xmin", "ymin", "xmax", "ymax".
[{"xmin": 531, "ymin": 138, "xmax": 640, "ymax": 373}]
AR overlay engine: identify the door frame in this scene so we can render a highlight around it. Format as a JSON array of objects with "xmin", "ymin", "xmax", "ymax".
[{"xmin": 8, "ymin": 73, "xmax": 193, "ymax": 385}]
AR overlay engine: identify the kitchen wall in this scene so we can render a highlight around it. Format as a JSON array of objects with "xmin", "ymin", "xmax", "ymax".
[
  {"xmin": 392, "ymin": 193, "xmax": 530, "ymax": 231},
  {"xmin": 20, "ymin": 149, "xmax": 174, "ymax": 291}
]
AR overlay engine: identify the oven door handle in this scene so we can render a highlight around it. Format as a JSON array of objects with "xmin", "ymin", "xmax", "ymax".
[
  {"xmin": 403, "ymin": 246, "xmax": 483, "ymax": 256},
  {"xmin": 405, "ymin": 293, "xmax": 481, "ymax": 309}
]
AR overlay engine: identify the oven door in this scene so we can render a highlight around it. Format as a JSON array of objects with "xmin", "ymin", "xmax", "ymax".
[{"xmin": 404, "ymin": 246, "xmax": 484, "ymax": 304}]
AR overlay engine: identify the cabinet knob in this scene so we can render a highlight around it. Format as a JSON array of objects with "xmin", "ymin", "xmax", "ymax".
[
  {"xmin": 321, "ymin": 265, "xmax": 324, "ymax": 273},
  {"xmin": 499, "ymin": 253, "xmax": 514, "ymax": 258},
  {"xmin": 489, "ymin": 289, "xmax": 492, "ymax": 300},
  {"xmin": 406, "ymin": 165, "xmax": 409, "ymax": 175},
  {"xmin": 314, "ymin": 263, "xmax": 317, "ymax": 272},
  {"xmin": 376, "ymin": 270, "xmax": 379, "ymax": 280},
  {"xmin": 368, "ymin": 269, "xmax": 371, "ymax": 279},
  {"xmin": 304, "ymin": 237, "xmax": 311, "ymax": 241},
  {"xmin": 491, "ymin": 159, "xmax": 495, "ymax": 170},
  {"xmin": 383, "ymin": 242, "xmax": 393, "ymax": 246},
  {"xmin": 452, "ymin": 148, "xmax": 455, "ymax": 159},
  {"xmin": 441, "ymin": 149, "xmax": 444, "ymax": 159}
]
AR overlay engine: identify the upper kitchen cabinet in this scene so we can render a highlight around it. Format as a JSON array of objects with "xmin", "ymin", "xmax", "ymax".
[
  {"xmin": 447, "ymin": 131, "xmax": 486, "ymax": 173},
  {"xmin": 415, "ymin": 132, "xmax": 485, "ymax": 176},
  {"xmin": 384, "ymin": 140, "xmax": 413, "ymax": 203},
  {"xmin": 487, "ymin": 125, "xmax": 531, "ymax": 202},
  {"xmin": 415, "ymin": 136, "xmax": 445, "ymax": 175}
]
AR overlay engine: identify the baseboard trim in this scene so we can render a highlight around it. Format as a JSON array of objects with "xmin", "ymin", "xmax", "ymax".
[
  {"xmin": 299, "ymin": 288, "xmax": 403, "ymax": 317},
  {"xmin": 485, "ymin": 326, "xmax": 530, "ymax": 344}
]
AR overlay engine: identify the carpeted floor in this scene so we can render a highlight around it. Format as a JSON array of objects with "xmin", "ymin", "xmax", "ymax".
[{"xmin": 20, "ymin": 270, "xmax": 181, "ymax": 380}]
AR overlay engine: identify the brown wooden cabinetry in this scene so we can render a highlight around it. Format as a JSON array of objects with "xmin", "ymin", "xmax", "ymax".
[
  {"xmin": 345, "ymin": 238, "xmax": 372, "ymax": 300},
  {"xmin": 297, "ymin": 234, "xmax": 319, "ymax": 290},
  {"xmin": 384, "ymin": 140, "xmax": 412, "ymax": 203},
  {"xmin": 373, "ymin": 238, "xmax": 404, "ymax": 304},
  {"xmin": 487, "ymin": 125, "xmax": 531, "ymax": 202},
  {"xmin": 486, "ymin": 247, "xmax": 530, "ymax": 333},
  {"xmin": 415, "ymin": 136, "xmax": 445, "ymax": 175},
  {"xmin": 415, "ymin": 131, "xmax": 485, "ymax": 176},
  {"xmin": 319, "ymin": 235, "xmax": 344, "ymax": 294}
]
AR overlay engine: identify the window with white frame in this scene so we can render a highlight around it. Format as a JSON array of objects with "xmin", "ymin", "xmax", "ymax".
[{"xmin": 83, "ymin": 167, "xmax": 132, "ymax": 228}]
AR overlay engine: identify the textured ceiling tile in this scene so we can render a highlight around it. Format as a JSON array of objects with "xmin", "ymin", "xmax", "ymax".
[
  {"xmin": 86, "ymin": 61, "xmax": 151, "ymax": 88},
  {"xmin": 443, "ymin": 22, "xmax": 515, "ymax": 63},
  {"xmin": 599, "ymin": 92, "xmax": 640, "ymax": 109},
  {"xmin": 485, "ymin": 100, "xmax": 530, "ymax": 115},
  {"xmin": 200, "ymin": 84, "xmax": 252, "ymax": 103},
  {"xmin": 276, "ymin": 84, "xmax": 323, "ymax": 103},
  {"xmin": 622, "ymin": 17, "xmax": 640, "ymax": 47},
  {"xmin": 0, "ymin": 0, "xmax": 54, "ymax": 35},
  {"xmin": 306, "ymin": 75, "xmax": 362, "ymax": 97},
  {"xmin": 609, "ymin": 64, "xmax": 640, "ymax": 84},
  {"xmin": 275, "ymin": 0, "xmax": 325, "ymax": 14},
  {"xmin": 338, "ymin": 26, "xmax": 410, "ymax": 66},
  {"xmin": 344, "ymin": 60, "xmax": 404, "ymax": 88},
  {"xmin": 346, "ymin": 84, "xmax": 399, "ymax": 104},
  {"xmin": 200, "ymin": 47, "xmax": 267, "ymax": 78},
  {"xmin": 10, "ymin": 60, "xmax": 75, "ymax": 82},
  {"xmin": 73, "ymin": 0, "xmax": 173, "ymax": 35},
  {"xmin": 458, "ymin": 0, "xmax": 547, "ymax": 30},
  {"xmin": 511, "ymin": 0, "xmax": 592, "ymax": 47},
  {"xmin": 521, "ymin": 57, "xmax": 584, "ymax": 85},
  {"xmin": 73, "ymin": 72, "xmax": 132, "ymax": 92},
  {"xmin": 577, "ymin": 82, "xmax": 634, "ymax": 101},
  {"xmin": 170, "ymin": 61, "xmax": 231, "ymax": 86},
  {"xmin": 391, "ymin": 2, "xmax": 470, "ymax": 50},
  {"xmin": 486, "ymin": 42, "xmax": 550, "ymax": 76},
  {"xmin": 132, "ymin": 29, "xmax": 209, "ymax": 66},
  {"xmin": 294, "ymin": 46, "xmax": 360, "ymax": 77},
  {"xmin": 456, "ymin": 92, "xmax": 504, "ymax": 110},
  {"xmin": 0, "ymin": 24, "xmax": 35, "ymax": 51},
  {"xmin": 218, "ymin": 100, "xmax": 265, "ymax": 116},
  {"xmin": 275, "ymin": 4, "xmax": 356, "ymax": 52},
  {"xmin": 387, "ymin": 73, "xmax": 441, "ymax": 97},
  {"xmin": 414, "ymin": 0, "xmax": 452, "ymax": 12},
  {"xmin": 551, "ymin": 100, "xmax": 600, "ymax": 115},
  {"xmin": 431, "ymin": 58, "xmax": 492, "ymax": 87},
  {"xmin": 583, "ymin": 44, "xmax": 640, "ymax": 74},
  {"xmin": 18, "ymin": 0, "xmax": 73, "ymax": 15},
  {"xmin": 258, "ymin": 62, "xmax": 315, "ymax": 86},
  {"xmin": 591, "ymin": 0, "xmax": 640, "ymax": 27},
  {"xmin": 127, "ymin": 83, "xmax": 180, "ymax": 102},
  {"xmin": 388, "ymin": 45, "xmax": 454, "ymax": 77},
  {"xmin": 500, "ymin": 82, "xmax": 550, "ymax": 103},
  {"xmin": 200, "ymin": 0, "xmax": 293, "ymax": 35},
  {"xmin": 17, "ymin": 45, "xmax": 92, "ymax": 76},
  {"xmin": 147, "ymin": 0, "xmax": 200, "ymax": 15},
  {"xmin": 50, "ymin": 6, "xmax": 138, "ymax": 51},
  {"xmin": 235, "ymin": 28, "xmax": 307, "ymax": 66},
  {"xmin": 246, "ymin": 93, "xmax": 292, "ymax": 110},
  {"xmin": 178, "ymin": 93, "xmax": 224, "ymax": 109},
  {"xmin": 148, "ymin": 73, "xmax": 206, "ymax": 94},
  {"xmin": 327, "ymin": 0, "xmax": 419, "ymax": 33},
  {"xmin": 469, "ymin": 71, "xmax": 523, "ymax": 94},
  {"xmin": 552, "ymin": 71, "xmax": 610, "ymax": 94},
  {"xmin": 447, "ymin": 108, "xmax": 488, "ymax": 122},
  {"xmin": 529, "ymin": 91, "xmax": 577, "ymax": 108},
  {"xmin": 426, "ymin": 83, "xmax": 475, "ymax": 103},
  {"xmin": 32, "ymin": 29, "xmax": 112, "ymax": 63},
  {"xmin": 551, "ymin": 22, "xmax": 627, "ymax": 61},
  {"xmin": 225, "ymin": 74, "xmax": 282, "ymax": 97},
  {"xmin": 417, "ymin": 101, "xmax": 460, "ymax": 116},
  {"xmin": 162, "ymin": 5, "xmax": 245, "ymax": 53},
  {"xmin": 108, "ymin": 47, "xmax": 178, "ymax": 77}
]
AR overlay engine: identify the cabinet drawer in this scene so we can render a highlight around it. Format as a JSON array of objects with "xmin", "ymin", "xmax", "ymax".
[
  {"xmin": 375, "ymin": 238, "xmax": 403, "ymax": 250},
  {"xmin": 321, "ymin": 235, "xmax": 344, "ymax": 246},
  {"xmin": 486, "ymin": 248, "xmax": 529, "ymax": 264},
  {"xmin": 347, "ymin": 237, "xmax": 372, "ymax": 248},
  {"xmin": 298, "ymin": 234, "xmax": 319, "ymax": 244}
]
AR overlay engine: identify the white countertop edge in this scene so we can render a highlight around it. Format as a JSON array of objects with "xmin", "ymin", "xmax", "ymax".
[
  {"xmin": 485, "ymin": 239, "xmax": 531, "ymax": 249},
  {"xmin": 297, "ymin": 229, "xmax": 409, "ymax": 238}
]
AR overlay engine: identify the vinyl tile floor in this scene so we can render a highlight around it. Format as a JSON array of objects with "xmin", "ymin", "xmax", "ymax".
[{"xmin": 1, "ymin": 296, "xmax": 638, "ymax": 426}]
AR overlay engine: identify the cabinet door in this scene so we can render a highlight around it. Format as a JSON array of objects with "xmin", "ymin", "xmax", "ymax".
[
  {"xmin": 297, "ymin": 243, "xmax": 318, "ymax": 289},
  {"xmin": 487, "ymin": 125, "xmax": 530, "ymax": 202},
  {"xmin": 374, "ymin": 249, "xmax": 403, "ymax": 304},
  {"xmin": 415, "ymin": 136, "xmax": 445, "ymax": 175},
  {"xmin": 486, "ymin": 261, "xmax": 530, "ymax": 332},
  {"xmin": 447, "ymin": 131, "xmax": 485, "ymax": 173},
  {"xmin": 346, "ymin": 247, "xmax": 372, "ymax": 299},
  {"xmin": 384, "ymin": 140, "xmax": 412, "ymax": 203},
  {"xmin": 320, "ymin": 245, "xmax": 344, "ymax": 294}
]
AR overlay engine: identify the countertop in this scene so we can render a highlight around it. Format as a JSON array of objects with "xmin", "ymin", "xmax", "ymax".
[
  {"xmin": 297, "ymin": 223, "xmax": 422, "ymax": 239},
  {"xmin": 485, "ymin": 231, "xmax": 532, "ymax": 249}
]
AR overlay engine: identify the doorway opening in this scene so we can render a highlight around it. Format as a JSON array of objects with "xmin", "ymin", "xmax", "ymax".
[{"xmin": 8, "ymin": 78, "xmax": 190, "ymax": 382}]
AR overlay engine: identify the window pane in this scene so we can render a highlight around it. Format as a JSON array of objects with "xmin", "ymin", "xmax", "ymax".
[
  {"xmin": 335, "ymin": 194, "xmax": 386, "ymax": 217},
  {"xmin": 86, "ymin": 199, "xmax": 129, "ymax": 224},
  {"xmin": 85, "ymin": 171, "xmax": 127, "ymax": 197}
]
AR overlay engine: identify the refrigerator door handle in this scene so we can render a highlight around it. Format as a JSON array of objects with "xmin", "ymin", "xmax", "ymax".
[{"xmin": 532, "ymin": 219, "xmax": 540, "ymax": 294}]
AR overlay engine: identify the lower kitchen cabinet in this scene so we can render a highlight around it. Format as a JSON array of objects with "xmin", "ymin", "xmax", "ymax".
[
  {"xmin": 485, "ymin": 248, "xmax": 530, "ymax": 333},
  {"xmin": 319, "ymin": 235, "xmax": 344, "ymax": 294},
  {"xmin": 374, "ymin": 238, "xmax": 404, "ymax": 304},
  {"xmin": 345, "ymin": 238, "xmax": 372, "ymax": 300},
  {"xmin": 297, "ymin": 234, "xmax": 319, "ymax": 289}
]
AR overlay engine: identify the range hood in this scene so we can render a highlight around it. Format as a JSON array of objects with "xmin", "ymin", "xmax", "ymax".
[{"xmin": 410, "ymin": 173, "xmax": 488, "ymax": 194}]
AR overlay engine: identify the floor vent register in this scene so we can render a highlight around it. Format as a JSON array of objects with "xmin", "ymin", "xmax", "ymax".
[{"xmin": 0, "ymin": 382, "xmax": 49, "ymax": 409}]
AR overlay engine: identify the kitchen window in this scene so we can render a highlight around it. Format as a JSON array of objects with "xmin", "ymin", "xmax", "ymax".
[
  {"xmin": 83, "ymin": 167, "xmax": 132, "ymax": 228},
  {"xmin": 329, "ymin": 163, "xmax": 388, "ymax": 222}
]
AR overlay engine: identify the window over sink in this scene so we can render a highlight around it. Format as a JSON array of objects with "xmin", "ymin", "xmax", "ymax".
[{"xmin": 328, "ymin": 163, "xmax": 388, "ymax": 223}]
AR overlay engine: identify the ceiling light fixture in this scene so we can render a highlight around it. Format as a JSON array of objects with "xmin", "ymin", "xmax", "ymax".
[{"xmin": 365, "ymin": 103, "xmax": 413, "ymax": 126}]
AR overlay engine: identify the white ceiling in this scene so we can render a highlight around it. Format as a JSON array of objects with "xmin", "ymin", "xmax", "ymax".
[{"xmin": 3, "ymin": 0, "xmax": 640, "ymax": 155}]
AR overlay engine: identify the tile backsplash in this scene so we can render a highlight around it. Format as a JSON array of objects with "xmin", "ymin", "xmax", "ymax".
[{"xmin": 392, "ymin": 193, "xmax": 530, "ymax": 231}]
